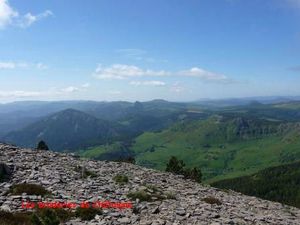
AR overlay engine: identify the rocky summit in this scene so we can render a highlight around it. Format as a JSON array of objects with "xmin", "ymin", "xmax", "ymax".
[{"xmin": 0, "ymin": 143, "xmax": 299, "ymax": 225}]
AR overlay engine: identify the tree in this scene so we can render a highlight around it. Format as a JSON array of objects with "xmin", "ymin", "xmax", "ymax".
[
  {"xmin": 184, "ymin": 167, "xmax": 202, "ymax": 183},
  {"xmin": 166, "ymin": 156, "xmax": 185, "ymax": 175},
  {"xmin": 37, "ymin": 140, "xmax": 49, "ymax": 150},
  {"xmin": 166, "ymin": 156, "xmax": 202, "ymax": 183},
  {"xmin": 0, "ymin": 163, "xmax": 12, "ymax": 182}
]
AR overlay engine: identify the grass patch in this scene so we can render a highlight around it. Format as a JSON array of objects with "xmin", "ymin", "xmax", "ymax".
[
  {"xmin": 31, "ymin": 208, "xmax": 75, "ymax": 225},
  {"xmin": 202, "ymin": 196, "xmax": 222, "ymax": 205},
  {"xmin": 49, "ymin": 208, "xmax": 74, "ymax": 223},
  {"xmin": 0, "ymin": 208, "xmax": 74, "ymax": 225},
  {"xmin": 165, "ymin": 192, "xmax": 176, "ymax": 200},
  {"xmin": 113, "ymin": 174, "xmax": 129, "ymax": 184},
  {"xmin": 8, "ymin": 184, "xmax": 51, "ymax": 196},
  {"xmin": 75, "ymin": 207, "xmax": 102, "ymax": 221},
  {"xmin": 128, "ymin": 190, "xmax": 152, "ymax": 202},
  {"xmin": 128, "ymin": 185, "xmax": 174, "ymax": 202}
]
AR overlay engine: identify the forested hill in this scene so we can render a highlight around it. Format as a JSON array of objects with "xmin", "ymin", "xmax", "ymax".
[{"xmin": 211, "ymin": 161, "xmax": 300, "ymax": 208}]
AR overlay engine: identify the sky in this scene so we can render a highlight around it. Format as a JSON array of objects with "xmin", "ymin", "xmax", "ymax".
[{"xmin": 1, "ymin": 0, "xmax": 300, "ymax": 102}]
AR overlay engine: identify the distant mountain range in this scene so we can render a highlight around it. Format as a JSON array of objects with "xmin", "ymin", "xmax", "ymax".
[
  {"xmin": 1, "ymin": 97, "xmax": 300, "ymax": 184},
  {"xmin": 79, "ymin": 100, "xmax": 300, "ymax": 182},
  {"xmin": 0, "ymin": 100, "xmax": 188, "ymax": 150},
  {"xmin": 193, "ymin": 96, "xmax": 300, "ymax": 107}
]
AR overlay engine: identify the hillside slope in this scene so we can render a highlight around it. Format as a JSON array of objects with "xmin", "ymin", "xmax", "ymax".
[
  {"xmin": 211, "ymin": 161, "xmax": 300, "ymax": 208},
  {"xmin": 3, "ymin": 109, "xmax": 120, "ymax": 151},
  {"xmin": 0, "ymin": 143, "xmax": 300, "ymax": 224},
  {"xmin": 128, "ymin": 115, "xmax": 300, "ymax": 182}
]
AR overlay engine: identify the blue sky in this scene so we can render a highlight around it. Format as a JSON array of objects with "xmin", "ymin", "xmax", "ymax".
[{"xmin": 0, "ymin": 0, "xmax": 300, "ymax": 102}]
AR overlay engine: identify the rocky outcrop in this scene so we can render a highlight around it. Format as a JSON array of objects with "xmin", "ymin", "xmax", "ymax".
[{"xmin": 0, "ymin": 143, "xmax": 299, "ymax": 225}]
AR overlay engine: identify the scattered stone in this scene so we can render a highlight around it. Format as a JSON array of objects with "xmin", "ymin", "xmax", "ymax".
[
  {"xmin": 152, "ymin": 206, "xmax": 160, "ymax": 214},
  {"xmin": 0, "ymin": 143, "xmax": 299, "ymax": 225}
]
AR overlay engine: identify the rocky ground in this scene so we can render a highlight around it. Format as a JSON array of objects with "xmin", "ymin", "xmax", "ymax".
[{"xmin": 0, "ymin": 143, "xmax": 300, "ymax": 225}]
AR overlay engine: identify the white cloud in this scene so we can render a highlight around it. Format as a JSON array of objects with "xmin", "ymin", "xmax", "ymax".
[
  {"xmin": 93, "ymin": 64, "xmax": 233, "ymax": 84},
  {"xmin": 129, "ymin": 80, "xmax": 166, "ymax": 86},
  {"xmin": 0, "ymin": 83, "xmax": 90, "ymax": 100},
  {"xmin": 0, "ymin": 61, "xmax": 48, "ymax": 70},
  {"xmin": 0, "ymin": 0, "xmax": 52, "ymax": 29},
  {"xmin": 0, "ymin": 0, "xmax": 18, "ymax": 29},
  {"xmin": 61, "ymin": 83, "xmax": 90, "ymax": 93},
  {"xmin": 61, "ymin": 86, "xmax": 80, "ymax": 93},
  {"xmin": 179, "ymin": 67, "xmax": 230, "ymax": 82},
  {"xmin": 18, "ymin": 10, "xmax": 53, "ymax": 28},
  {"xmin": 0, "ymin": 61, "xmax": 15, "ymax": 69},
  {"xmin": 93, "ymin": 64, "xmax": 170, "ymax": 80},
  {"xmin": 0, "ymin": 90, "xmax": 41, "ymax": 98}
]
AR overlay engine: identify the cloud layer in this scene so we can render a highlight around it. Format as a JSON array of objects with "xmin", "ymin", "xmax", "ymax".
[
  {"xmin": 179, "ymin": 67, "xmax": 229, "ymax": 82},
  {"xmin": 129, "ymin": 80, "xmax": 166, "ymax": 86},
  {"xmin": 0, "ymin": 0, "xmax": 52, "ymax": 29},
  {"xmin": 0, "ymin": 61, "xmax": 48, "ymax": 70},
  {"xmin": 93, "ymin": 64, "xmax": 169, "ymax": 79},
  {"xmin": 93, "ymin": 64, "xmax": 232, "ymax": 83},
  {"xmin": 0, "ymin": 83, "xmax": 90, "ymax": 99},
  {"xmin": 0, "ymin": 90, "xmax": 41, "ymax": 98}
]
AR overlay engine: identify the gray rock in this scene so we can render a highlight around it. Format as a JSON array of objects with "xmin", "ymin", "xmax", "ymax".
[
  {"xmin": 0, "ymin": 143, "xmax": 299, "ymax": 225},
  {"xmin": 117, "ymin": 217, "xmax": 131, "ymax": 224},
  {"xmin": 0, "ymin": 204, "xmax": 11, "ymax": 212}
]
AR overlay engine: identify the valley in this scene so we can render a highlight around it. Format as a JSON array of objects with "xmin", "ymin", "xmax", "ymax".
[{"xmin": 1, "ymin": 99, "xmax": 300, "ymax": 184}]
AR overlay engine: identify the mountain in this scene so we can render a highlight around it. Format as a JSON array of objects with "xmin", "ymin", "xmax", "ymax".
[
  {"xmin": 194, "ymin": 96, "xmax": 300, "ymax": 108},
  {"xmin": 0, "ymin": 143, "xmax": 299, "ymax": 224},
  {"xmin": 82, "ymin": 111, "xmax": 300, "ymax": 182},
  {"xmin": 3, "ymin": 109, "xmax": 120, "ymax": 151},
  {"xmin": 130, "ymin": 115, "xmax": 300, "ymax": 181},
  {"xmin": 2, "ymin": 99, "xmax": 300, "ymax": 182},
  {"xmin": 0, "ymin": 98, "xmax": 299, "ymax": 139},
  {"xmin": 211, "ymin": 161, "xmax": 300, "ymax": 208},
  {"xmin": 0, "ymin": 100, "xmax": 189, "ymax": 138}
]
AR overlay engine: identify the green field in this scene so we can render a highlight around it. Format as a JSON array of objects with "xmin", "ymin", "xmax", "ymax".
[{"xmin": 81, "ymin": 114, "xmax": 300, "ymax": 183}]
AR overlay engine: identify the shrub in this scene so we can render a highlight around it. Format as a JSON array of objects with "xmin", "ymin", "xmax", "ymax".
[
  {"xmin": 36, "ymin": 140, "xmax": 49, "ymax": 151},
  {"xmin": 113, "ymin": 174, "xmax": 129, "ymax": 184},
  {"xmin": 75, "ymin": 207, "xmax": 102, "ymax": 221},
  {"xmin": 144, "ymin": 184, "xmax": 159, "ymax": 192},
  {"xmin": 128, "ymin": 185, "xmax": 167, "ymax": 202},
  {"xmin": 127, "ymin": 190, "xmax": 152, "ymax": 202},
  {"xmin": 0, "ymin": 210, "xmax": 32, "ymax": 225},
  {"xmin": 165, "ymin": 192, "xmax": 176, "ymax": 200},
  {"xmin": 51, "ymin": 208, "xmax": 74, "ymax": 222},
  {"xmin": 0, "ymin": 163, "xmax": 12, "ymax": 183},
  {"xmin": 184, "ymin": 167, "xmax": 202, "ymax": 183},
  {"xmin": 31, "ymin": 208, "xmax": 59, "ymax": 225},
  {"xmin": 166, "ymin": 156, "xmax": 185, "ymax": 174},
  {"xmin": 31, "ymin": 208, "xmax": 74, "ymax": 225},
  {"xmin": 0, "ymin": 208, "xmax": 74, "ymax": 225},
  {"xmin": 9, "ymin": 184, "xmax": 51, "ymax": 196},
  {"xmin": 202, "ymin": 196, "xmax": 222, "ymax": 205},
  {"xmin": 165, "ymin": 156, "xmax": 202, "ymax": 183}
]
